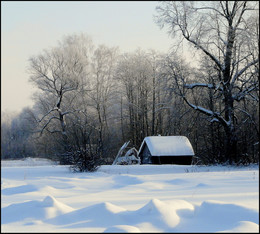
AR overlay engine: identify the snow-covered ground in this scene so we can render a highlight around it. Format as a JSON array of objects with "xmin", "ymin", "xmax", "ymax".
[{"xmin": 1, "ymin": 158, "xmax": 259, "ymax": 232}]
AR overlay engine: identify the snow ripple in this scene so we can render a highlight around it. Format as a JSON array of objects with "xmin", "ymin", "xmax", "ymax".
[{"xmin": 1, "ymin": 195, "xmax": 74, "ymax": 224}]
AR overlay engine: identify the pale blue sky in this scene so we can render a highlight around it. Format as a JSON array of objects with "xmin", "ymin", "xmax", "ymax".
[{"xmin": 2, "ymin": 1, "xmax": 174, "ymax": 113}]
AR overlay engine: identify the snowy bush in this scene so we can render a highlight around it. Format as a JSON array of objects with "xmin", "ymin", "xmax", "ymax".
[{"xmin": 65, "ymin": 148, "xmax": 102, "ymax": 172}]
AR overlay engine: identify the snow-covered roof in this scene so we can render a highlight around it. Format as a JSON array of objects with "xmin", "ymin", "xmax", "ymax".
[{"xmin": 138, "ymin": 136, "xmax": 194, "ymax": 156}]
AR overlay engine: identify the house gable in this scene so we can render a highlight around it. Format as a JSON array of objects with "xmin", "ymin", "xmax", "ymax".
[{"xmin": 139, "ymin": 142, "xmax": 152, "ymax": 164}]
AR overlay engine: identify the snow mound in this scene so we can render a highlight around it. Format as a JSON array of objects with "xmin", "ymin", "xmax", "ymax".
[
  {"xmin": 171, "ymin": 200, "xmax": 259, "ymax": 232},
  {"xmin": 1, "ymin": 195, "xmax": 74, "ymax": 224},
  {"xmin": 104, "ymin": 225, "xmax": 141, "ymax": 233},
  {"xmin": 138, "ymin": 198, "xmax": 170, "ymax": 215},
  {"xmin": 117, "ymin": 199, "xmax": 195, "ymax": 230},
  {"xmin": 218, "ymin": 221, "xmax": 259, "ymax": 233},
  {"xmin": 41, "ymin": 195, "xmax": 59, "ymax": 207},
  {"xmin": 47, "ymin": 201, "xmax": 126, "ymax": 227},
  {"xmin": 196, "ymin": 200, "xmax": 259, "ymax": 224},
  {"xmin": 135, "ymin": 198, "xmax": 181, "ymax": 228},
  {"xmin": 97, "ymin": 202, "xmax": 127, "ymax": 214}
]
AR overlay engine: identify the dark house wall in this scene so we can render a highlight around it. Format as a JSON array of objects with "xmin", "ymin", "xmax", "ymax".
[
  {"xmin": 151, "ymin": 156, "xmax": 192, "ymax": 165},
  {"xmin": 139, "ymin": 142, "xmax": 193, "ymax": 165}
]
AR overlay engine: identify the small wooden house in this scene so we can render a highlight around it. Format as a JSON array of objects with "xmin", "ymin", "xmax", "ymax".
[{"xmin": 138, "ymin": 136, "xmax": 194, "ymax": 165}]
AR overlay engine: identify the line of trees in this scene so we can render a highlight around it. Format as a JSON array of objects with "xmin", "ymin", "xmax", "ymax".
[{"xmin": 1, "ymin": 1, "xmax": 259, "ymax": 168}]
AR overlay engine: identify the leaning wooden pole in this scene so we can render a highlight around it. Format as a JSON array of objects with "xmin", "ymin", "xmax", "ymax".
[{"xmin": 112, "ymin": 141, "xmax": 130, "ymax": 165}]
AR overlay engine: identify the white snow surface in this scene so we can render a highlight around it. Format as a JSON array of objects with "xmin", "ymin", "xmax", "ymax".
[
  {"xmin": 139, "ymin": 136, "xmax": 194, "ymax": 156},
  {"xmin": 1, "ymin": 158, "xmax": 259, "ymax": 233}
]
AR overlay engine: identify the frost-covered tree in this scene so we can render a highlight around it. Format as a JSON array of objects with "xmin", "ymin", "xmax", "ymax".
[
  {"xmin": 88, "ymin": 45, "xmax": 119, "ymax": 158},
  {"xmin": 1, "ymin": 108, "xmax": 37, "ymax": 159},
  {"xmin": 28, "ymin": 33, "xmax": 94, "ymax": 163},
  {"xmin": 115, "ymin": 49, "xmax": 156, "ymax": 147},
  {"xmin": 156, "ymin": 1, "xmax": 259, "ymax": 163}
]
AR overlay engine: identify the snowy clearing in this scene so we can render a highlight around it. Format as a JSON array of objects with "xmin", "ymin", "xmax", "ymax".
[{"xmin": 1, "ymin": 158, "xmax": 259, "ymax": 233}]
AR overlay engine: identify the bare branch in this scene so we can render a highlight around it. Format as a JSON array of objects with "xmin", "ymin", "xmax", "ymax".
[
  {"xmin": 182, "ymin": 94, "xmax": 229, "ymax": 127},
  {"xmin": 231, "ymin": 58, "xmax": 259, "ymax": 86},
  {"xmin": 183, "ymin": 35, "xmax": 223, "ymax": 70},
  {"xmin": 40, "ymin": 116, "xmax": 60, "ymax": 136},
  {"xmin": 184, "ymin": 83, "xmax": 223, "ymax": 92},
  {"xmin": 38, "ymin": 108, "xmax": 58, "ymax": 122}
]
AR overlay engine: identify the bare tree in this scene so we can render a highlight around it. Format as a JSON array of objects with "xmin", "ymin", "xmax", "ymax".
[
  {"xmin": 1, "ymin": 108, "xmax": 38, "ymax": 159},
  {"xmin": 28, "ymin": 34, "xmax": 93, "ymax": 160},
  {"xmin": 87, "ymin": 45, "xmax": 119, "ymax": 158},
  {"xmin": 156, "ymin": 1, "xmax": 259, "ymax": 163},
  {"xmin": 115, "ymin": 49, "xmax": 155, "ymax": 147}
]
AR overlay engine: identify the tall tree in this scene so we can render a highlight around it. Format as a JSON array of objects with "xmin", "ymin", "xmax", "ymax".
[
  {"xmin": 115, "ymin": 49, "xmax": 155, "ymax": 147},
  {"xmin": 156, "ymin": 1, "xmax": 259, "ymax": 163},
  {"xmin": 28, "ymin": 34, "xmax": 93, "ymax": 159},
  {"xmin": 88, "ymin": 44, "xmax": 119, "ymax": 158}
]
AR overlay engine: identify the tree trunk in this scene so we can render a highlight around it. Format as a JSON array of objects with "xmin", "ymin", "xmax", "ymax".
[
  {"xmin": 152, "ymin": 69, "xmax": 156, "ymax": 135},
  {"xmin": 222, "ymin": 24, "xmax": 238, "ymax": 164}
]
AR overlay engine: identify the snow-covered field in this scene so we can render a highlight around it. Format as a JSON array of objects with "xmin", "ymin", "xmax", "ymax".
[{"xmin": 1, "ymin": 158, "xmax": 259, "ymax": 233}]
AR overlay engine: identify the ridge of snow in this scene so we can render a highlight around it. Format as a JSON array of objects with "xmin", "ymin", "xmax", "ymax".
[{"xmin": 2, "ymin": 195, "xmax": 75, "ymax": 224}]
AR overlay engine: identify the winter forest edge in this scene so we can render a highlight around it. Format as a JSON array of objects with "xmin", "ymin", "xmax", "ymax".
[{"xmin": 1, "ymin": 1, "xmax": 259, "ymax": 170}]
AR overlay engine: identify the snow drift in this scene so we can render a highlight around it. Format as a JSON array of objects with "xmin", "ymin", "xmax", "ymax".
[
  {"xmin": 1, "ymin": 159, "xmax": 259, "ymax": 232},
  {"xmin": 2, "ymin": 195, "xmax": 74, "ymax": 224}
]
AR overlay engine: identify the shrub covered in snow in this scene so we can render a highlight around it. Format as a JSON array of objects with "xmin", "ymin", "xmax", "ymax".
[{"xmin": 64, "ymin": 148, "xmax": 102, "ymax": 172}]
